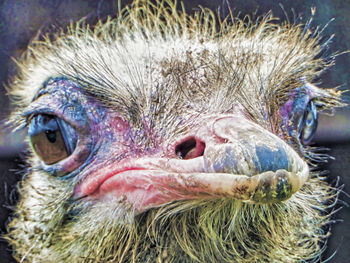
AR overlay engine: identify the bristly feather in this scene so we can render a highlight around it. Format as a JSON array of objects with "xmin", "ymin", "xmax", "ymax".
[{"xmin": 8, "ymin": 0, "xmax": 343, "ymax": 131}]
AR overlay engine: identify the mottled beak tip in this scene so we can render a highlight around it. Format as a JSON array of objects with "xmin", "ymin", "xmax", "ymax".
[{"xmin": 202, "ymin": 116, "xmax": 310, "ymax": 203}]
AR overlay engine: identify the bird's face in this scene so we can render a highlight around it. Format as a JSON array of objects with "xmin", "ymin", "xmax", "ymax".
[
  {"xmin": 7, "ymin": 2, "xmax": 344, "ymax": 262},
  {"xmin": 27, "ymin": 77, "xmax": 316, "ymax": 213}
]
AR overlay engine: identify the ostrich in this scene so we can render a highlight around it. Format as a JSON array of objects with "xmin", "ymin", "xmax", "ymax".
[{"xmin": 5, "ymin": 0, "xmax": 345, "ymax": 262}]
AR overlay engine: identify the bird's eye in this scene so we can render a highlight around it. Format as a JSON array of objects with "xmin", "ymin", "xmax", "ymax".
[
  {"xmin": 28, "ymin": 114, "xmax": 78, "ymax": 164},
  {"xmin": 299, "ymin": 101, "xmax": 318, "ymax": 144}
]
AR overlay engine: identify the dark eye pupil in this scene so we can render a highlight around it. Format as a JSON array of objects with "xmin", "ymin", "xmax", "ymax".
[
  {"xmin": 28, "ymin": 114, "xmax": 76, "ymax": 165},
  {"xmin": 45, "ymin": 130, "xmax": 57, "ymax": 143}
]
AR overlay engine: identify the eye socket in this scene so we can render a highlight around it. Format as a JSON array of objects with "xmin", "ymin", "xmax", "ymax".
[
  {"xmin": 28, "ymin": 114, "xmax": 78, "ymax": 165},
  {"xmin": 299, "ymin": 101, "xmax": 318, "ymax": 144}
]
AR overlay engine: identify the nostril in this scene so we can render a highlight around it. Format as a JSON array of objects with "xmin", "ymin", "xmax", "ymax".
[{"xmin": 175, "ymin": 137, "xmax": 205, "ymax": 159}]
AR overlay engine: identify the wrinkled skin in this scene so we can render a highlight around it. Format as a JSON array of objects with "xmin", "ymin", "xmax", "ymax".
[{"xmin": 5, "ymin": 1, "xmax": 344, "ymax": 262}]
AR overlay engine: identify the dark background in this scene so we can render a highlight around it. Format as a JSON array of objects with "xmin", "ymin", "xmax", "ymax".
[{"xmin": 0, "ymin": 0, "xmax": 349, "ymax": 262}]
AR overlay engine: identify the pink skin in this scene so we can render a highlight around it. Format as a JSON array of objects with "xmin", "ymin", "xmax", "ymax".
[{"xmin": 74, "ymin": 115, "xmax": 309, "ymax": 213}]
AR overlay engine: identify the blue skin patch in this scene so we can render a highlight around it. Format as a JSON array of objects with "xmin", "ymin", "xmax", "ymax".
[
  {"xmin": 254, "ymin": 145, "xmax": 289, "ymax": 173},
  {"xmin": 280, "ymin": 89, "xmax": 308, "ymax": 136},
  {"xmin": 211, "ymin": 142, "xmax": 289, "ymax": 175}
]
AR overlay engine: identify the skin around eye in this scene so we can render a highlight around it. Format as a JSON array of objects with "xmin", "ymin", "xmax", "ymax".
[{"xmin": 28, "ymin": 114, "xmax": 76, "ymax": 165}]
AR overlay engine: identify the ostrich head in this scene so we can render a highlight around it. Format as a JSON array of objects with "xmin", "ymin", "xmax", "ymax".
[{"xmin": 6, "ymin": 1, "xmax": 344, "ymax": 262}]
